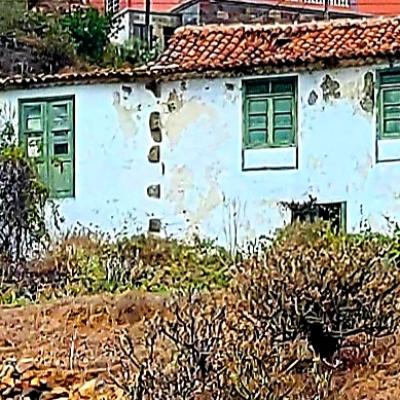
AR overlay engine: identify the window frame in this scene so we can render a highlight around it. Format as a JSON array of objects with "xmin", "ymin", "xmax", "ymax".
[
  {"xmin": 242, "ymin": 76, "xmax": 298, "ymax": 150},
  {"xmin": 377, "ymin": 69, "xmax": 400, "ymax": 140},
  {"xmin": 18, "ymin": 95, "xmax": 76, "ymax": 199},
  {"xmin": 105, "ymin": 0, "xmax": 119, "ymax": 14}
]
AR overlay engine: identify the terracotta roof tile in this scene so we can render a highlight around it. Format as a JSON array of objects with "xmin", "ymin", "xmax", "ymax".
[
  {"xmin": 156, "ymin": 16, "xmax": 400, "ymax": 74},
  {"xmin": 5, "ymin": 16, "xmax": 400, "ymax": 90}
]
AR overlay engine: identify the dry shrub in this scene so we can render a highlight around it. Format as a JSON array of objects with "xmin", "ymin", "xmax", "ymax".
[
  {"xmin": 0, "ymin": 114, "xmax": 51, "ymax": 305},
  {"xmin": 231, "ymin": 222, "xmax": 400, "ymax": 398},
  {"xmin": 112, "ymin": 222, "xmax": 400, "ymax": 399},
  {"xmin": 110, "ymin": 290, "xmax": 232, "ymax": 400},
  {"xmin": 235, "ymin": 222, "xmax": 400, "ymax": 361},
  {"xmin": 111, "ymin": 290, "xmax": 301, "ymax": 399}
]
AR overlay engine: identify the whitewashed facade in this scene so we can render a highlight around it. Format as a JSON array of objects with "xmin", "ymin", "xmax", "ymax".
[{"xmin": 2, "ymin": 62, "xmax": 400, "ymax": 245}]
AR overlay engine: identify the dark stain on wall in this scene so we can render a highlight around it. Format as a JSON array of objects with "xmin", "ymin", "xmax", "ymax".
[
  {"xmin": 145, "ymin": 80, "xmax": 162, "ymax": 98},
  {"xmin": 225, "ymin": 82, "xmax": 234, "ymax": 91}
]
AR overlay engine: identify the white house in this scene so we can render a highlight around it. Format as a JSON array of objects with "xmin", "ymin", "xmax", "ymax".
[{"xmin": 1, "ymin": 16, "xmax": 400, "ymax": 245}]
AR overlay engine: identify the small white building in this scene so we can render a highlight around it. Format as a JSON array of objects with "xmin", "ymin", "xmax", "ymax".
[{"xmin": 2, "ymin": 16, "xmax": 400, "ymax": 245}]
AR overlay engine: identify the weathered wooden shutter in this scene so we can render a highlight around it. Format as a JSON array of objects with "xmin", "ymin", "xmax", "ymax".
[
  {"xmin": 47, "ymin": 100, "xmax": 74, "ymax": 198},
  {"xmin": 381, "ymin": 88, "xmax": 400, "ymax": 138},
  {"xmin": 245, "ymin": 98, "xmax": 268, "ymax": 147},
  {"xmin": 272, "ymin": 96, "xmax": 295, "ymax": 146},
  {"xmin": 244, "ymin": 78, "xmax": 296, "ymax": 148}
]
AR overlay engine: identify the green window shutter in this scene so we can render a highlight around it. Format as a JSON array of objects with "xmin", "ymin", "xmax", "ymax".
[
  {"xmin": 272, "ymin": 96, "xmax": 295, "ymax": 146},
  {"xmin": 19, "ymin": 102, "xmax": 49, "ymax": 184},
  {"xmin": 47, "ymin": 100, "xmax": 74, "ymax": 198},
  {"xmin": 243, "ymin": 77, "xmax": 297, "ymax": 149},
  {"xmin": 380, "ymin": 72, "xmax": 400, "ymax": 85},
  {"xmin": 245, "ymin": 98, "xmax": 268, "ymax": 148},
  {"xmin": 381, "ymin": 88, "xmax": 400, "ymax": 139}
]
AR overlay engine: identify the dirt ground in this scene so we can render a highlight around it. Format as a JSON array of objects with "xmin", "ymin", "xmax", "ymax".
[
  {"xmin": 1, "ymin": 292, "xmax": 400, "ymax": 399},
  {"xmin": 0, "ymin": 291, "xmax": 166, "ymax": 399}
]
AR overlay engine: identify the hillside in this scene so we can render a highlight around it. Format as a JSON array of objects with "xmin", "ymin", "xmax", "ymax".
[{"xmin": 0, "ymin": 290, "xmax": 400, "ymax": 399}]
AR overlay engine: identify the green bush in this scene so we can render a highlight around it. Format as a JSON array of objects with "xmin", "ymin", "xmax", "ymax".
[
  {"xmin": 9, "ymin": 231, "xmax": 233, "ymax": 303},
  {"xmin": 0, "ymin": 0, "xmax": 25, "ymax": 34},
  {"xmin": 101, "ymin": 38, "xmax": 160, "ymax": 69}
]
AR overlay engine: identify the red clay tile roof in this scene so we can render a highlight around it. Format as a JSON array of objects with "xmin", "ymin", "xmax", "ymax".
[
  {"xmin": 3, "ymin": 16, "xmax": 400, "ymax": 89},
  {"xmin": 157, "ymin": 16, "xmax": 400, "ymax": 74},
  {"xmin": 0, "ymin": 69, "xmax": 152, "ymax": 90}
]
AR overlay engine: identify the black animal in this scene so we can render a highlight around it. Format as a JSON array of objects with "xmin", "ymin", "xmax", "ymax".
[{"xmin": 305, "ymin": 321, "xmax": 340, "ymax": 361}]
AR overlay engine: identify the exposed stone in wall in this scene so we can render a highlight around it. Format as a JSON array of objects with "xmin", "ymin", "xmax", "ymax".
[
  {"xmin": 147, "ymin": 184, "xmax": 161, "ymax": 198},
  {"xmin": 149, "ymin": 112, "xmax": 162, "ymax": 142},
  {"xmin": 166, "ymin": 90, "xmax": 183, "ymax": 113},
  {"xmin": 308, "ymin": 90, "xmax": 318, "ymax": 106},
  {"xmin": 29, "ymin": 0, "xmax": 89, "ymax": 12},
  {"xmin": 321, "ymin": 75, "xmax": 340, "ymax": 102},
  {"xmin": 196, "ymin": 2, "xmax": 359, "ymax": 25},
  {"xmin": 147, "ymin": 105, "xmax": 163, "ymax": 232},
  {"xmin": 360, "ymin": 72, "xmax": 374, "ymax": 113},
  {"xmin": 148, "ymin": 145, "xmax": 160, "ymax": 163}
]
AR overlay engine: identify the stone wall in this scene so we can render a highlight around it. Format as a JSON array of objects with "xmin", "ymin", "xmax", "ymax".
[{"xmin": 0, "ymin": 35, "xmax": 52, "ymax": 77}]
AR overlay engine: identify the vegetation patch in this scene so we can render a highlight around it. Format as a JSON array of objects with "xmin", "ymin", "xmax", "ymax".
[{"xmin": 0, "ymin": 2, "xmax": 159, "ymax": 71}]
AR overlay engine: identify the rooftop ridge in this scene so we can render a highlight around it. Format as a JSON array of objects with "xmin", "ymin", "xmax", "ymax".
[{"xmin": 158, "ymin": 14, "xmax": 400, "ymax": 73}]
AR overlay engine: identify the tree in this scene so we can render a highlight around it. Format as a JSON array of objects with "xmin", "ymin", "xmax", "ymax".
[{"xmin": 60, "ymin": 8, "xmax": 113, "ymax": 63}]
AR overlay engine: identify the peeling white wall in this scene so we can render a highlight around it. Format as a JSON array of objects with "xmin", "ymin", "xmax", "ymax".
[
  {"xmin": 0, "ymin": 83, "xmax": 161, "ymax": 234},
  {"xmin": 2, "ymin": 64, "xmax": 400, "ymax": 244},
  {"xmin": 159, "ymin": 66, "xmax": 400, "ymax": 244}
]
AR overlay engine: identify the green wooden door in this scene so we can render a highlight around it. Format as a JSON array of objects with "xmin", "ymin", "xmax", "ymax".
[
  {"xmin": 20, "ymin": 98, "xmax": 74, "ymax": 198},
  {"xmin": 20, "ymin": 102, "xmax": 48, "ymax": 184}
]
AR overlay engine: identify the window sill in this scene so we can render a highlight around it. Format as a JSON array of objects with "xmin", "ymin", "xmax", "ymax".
[
  {"xmin": 377, "ymin": 137, "xmax": 400, "ymax": 163},
  {"xmin": 242, "ymin": 146, "xmax": 297, "ymax": 171}
]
